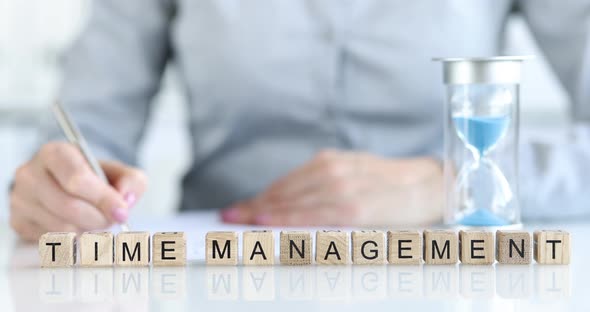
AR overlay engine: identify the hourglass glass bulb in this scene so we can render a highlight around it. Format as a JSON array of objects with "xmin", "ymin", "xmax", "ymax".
[
  {"xmin": 489, "ymin": 88, "xmax": 513, "ymax": 115},
  {"xmin": 451, "ymin": 89, "xmax": 473, "ymax": 116}
]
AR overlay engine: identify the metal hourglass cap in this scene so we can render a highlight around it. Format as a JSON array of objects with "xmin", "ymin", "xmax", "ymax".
[{"xmin": 433, "ymin": 56, "xmax": 533, "ymax": 84}]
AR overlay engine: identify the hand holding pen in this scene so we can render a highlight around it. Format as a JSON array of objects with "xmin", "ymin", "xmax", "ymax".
[{"xmin": 8, "ymin": 102, "xmax": 147, "ymax": 241}]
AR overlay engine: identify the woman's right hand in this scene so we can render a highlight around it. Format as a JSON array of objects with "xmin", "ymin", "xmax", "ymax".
[{"xmin": 9, "ymin": 142, "xmax": 148, "ymax": 242}]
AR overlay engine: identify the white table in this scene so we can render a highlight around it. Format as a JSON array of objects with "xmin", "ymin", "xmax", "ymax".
[{"xmin": 1, "ymin": 212, "xmax": 588, "ymax": 311}]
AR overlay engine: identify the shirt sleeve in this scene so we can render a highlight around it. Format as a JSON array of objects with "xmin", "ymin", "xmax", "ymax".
[
  {"xmin": 39, "ymin": 0, "xmax": 174, "ymax": 165},
  {"xmin": 518, "ymin": 0, "xmax": 590, "ymax": 220}
]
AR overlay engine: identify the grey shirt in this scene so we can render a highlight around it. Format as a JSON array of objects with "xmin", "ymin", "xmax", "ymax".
[{"xmin": 47, "ymin": 0, "xmax": 590, "ymax": 219}]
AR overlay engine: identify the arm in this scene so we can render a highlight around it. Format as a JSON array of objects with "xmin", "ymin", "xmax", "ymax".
[
  {"xmin": 43, "ymin": 0, "xmax": 174, "ymax": 164},
  {"xmin": 10, "ymin": 0, "xmax": 173, "ymax": 241},
  {"xmin": 518, "ymin": 0, "xmax": 590, "ymax": 220}
]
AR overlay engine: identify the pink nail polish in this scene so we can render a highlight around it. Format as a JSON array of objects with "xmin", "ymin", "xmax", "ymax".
[
  {"xmin": 112, "ymin": 208, "xmax": 128, "ymax": 222},
  {"xmin": 124, "ymin": 193, "xmax": 137, "ymax": 208},
  {"xmin": 221, "ymin": 207, "xmax": 240, "ymax": 223},
  {"xmin": 254, "ymin": 214, "xmax": 272, "ymax": 225}
]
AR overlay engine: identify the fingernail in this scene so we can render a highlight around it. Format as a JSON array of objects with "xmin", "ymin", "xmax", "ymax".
[
  {"xmin": 254, "ymin": 214, "xmax": 272, "ymax": 225},
  {"xmin": 112, "ymin": 207, "xmax": 128, "ymax": 223},
  {"xmin": 221, "ymin": 206, "xmax": 241, "ymax": 223},
  {"xmin": 124, "ymin": 192, "xmax": 137, "ymax": 208}
]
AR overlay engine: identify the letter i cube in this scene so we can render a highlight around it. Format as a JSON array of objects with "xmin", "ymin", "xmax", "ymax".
[{"xmin": 79, "ymin": 232, "xmax": 114, "ymax": 267}]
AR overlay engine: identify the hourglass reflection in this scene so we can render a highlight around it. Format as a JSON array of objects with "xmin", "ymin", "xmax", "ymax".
[{"xmin": 436, "ymin": 56, "xmax": 531, "ymax": 228}]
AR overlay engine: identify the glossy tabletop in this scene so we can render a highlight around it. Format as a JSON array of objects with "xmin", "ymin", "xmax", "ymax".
[{"xmin": 1, "ymin": 212, "xmax": 588, "ymax": 311}]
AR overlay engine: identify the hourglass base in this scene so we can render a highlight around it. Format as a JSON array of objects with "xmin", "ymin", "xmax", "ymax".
[
  {"xmin": 451, "ymin": 222, "xmax": 523, "ymax": 232},
  {"xmin": 459, "ymin": 208, "xmax": 510, "ymax": 226}
]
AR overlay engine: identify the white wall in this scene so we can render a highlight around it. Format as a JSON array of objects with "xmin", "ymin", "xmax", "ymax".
[{"xmin": 0, "ymin": 1, "xmax": 570, "ymax": 221}]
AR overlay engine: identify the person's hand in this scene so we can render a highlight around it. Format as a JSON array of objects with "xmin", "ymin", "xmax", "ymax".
[
  {"xmin": 9, "ymin": 142, "xmax": 148, "ymax": 242},
  {"xmin": 221, "ymin": 150, "xmax": 443, "ymax": 227}
]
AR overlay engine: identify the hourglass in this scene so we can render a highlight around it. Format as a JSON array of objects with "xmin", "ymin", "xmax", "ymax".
[{"xmin": 435, "ymin": 56, "xmax": 531, "ymax": 228}]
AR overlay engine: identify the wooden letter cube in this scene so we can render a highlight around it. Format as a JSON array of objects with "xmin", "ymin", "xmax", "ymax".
[
  {"xmin": 496, "ymin": 230, "xmax": 531, "ymax": 264},
  {"xmin": 280, "ymin": 231, "xmax": 312, "ymax": 265},
  {"xmin": 39, "ymin": 232, "xmax": 76, "ymax": 267},
  {"xmin": 243, "ymin": 231, "xmax": 274, "ymax": 265},
  {"xmin": 423, "ymin": 230, "xmax": 458, "ymax": 265},
  {"xmin": 316, "ymin": 230, "xmax": 349, "ymax": 264},
  {"xmin": 79, "ymin": 232, "xmax": 113, "ymax": 267},
  {"xmin": 153, "ymin": 232, "xmax": 186, "ymax": 266},
  {"xmin": 351, "ymin": 230, "xmax": 386, "ymax": 264},
  {"xmin": 534, "ymin": 230, "xmax": 571, "ymax": 264},
  {"xmin": 388, "ymin": 230, "xmax": 422, "ymax": 264},
  {"xmin": 459, "ymin": 230, "xmax": 494, "ymax": 265},
  {"xmin": 115, "ymin": 231, "xmax": 150, "ymax": 266},
  {"xmin": 206, "ymin": 231, "xmax": 238, "ymax": 265}
]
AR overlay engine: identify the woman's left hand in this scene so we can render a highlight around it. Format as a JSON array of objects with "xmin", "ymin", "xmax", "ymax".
[{"xmin": 220, "ymin": 149, "xmax": 443, "ymax": 227}]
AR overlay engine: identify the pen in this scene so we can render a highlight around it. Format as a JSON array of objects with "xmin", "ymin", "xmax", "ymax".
[{"xmin": 51, "ymin": 101, "xmax": 130, "ymax": 232}]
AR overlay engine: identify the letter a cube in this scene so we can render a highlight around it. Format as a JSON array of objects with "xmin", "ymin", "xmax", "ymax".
[
  {"xmin": 243, "ymin": 231, "xmax": 274, "ymax": 265},
  {"xmin": 316, "ymin": 230, "xmax": 349, "ymax": 264}
]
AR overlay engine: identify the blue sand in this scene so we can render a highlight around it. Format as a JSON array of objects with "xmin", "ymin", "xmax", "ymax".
[
  {"xmin": 453, "ymin": 115, "xmax": 510, "ymax": 154},
  {"xmin": 459, "ymin": 208, "xmax": 510, "ymax": 226}
]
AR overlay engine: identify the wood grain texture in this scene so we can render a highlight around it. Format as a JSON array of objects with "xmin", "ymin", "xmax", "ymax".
[
  {"xmin": 388, "ymin": 230, "xmax": 422, "ymax": 264},
  {"xmin": 423, "ymin": 230, "xmax": 458, "ymax": 265},
  {"xmin": 315, "ymin": 230, "xmax": 349, "ymax": 265},
  {"xmin": 459, "ymin": 230, "xmax": 494, "ymax": 265},
  {"xmin": 243, "ymin": 231, "xmax": 274, "ymax": 265},
  {"xmin": 280, "ymin": 231, "xmax": 312, "ymax": 265},
  {"xmin": 351, "ymin": 230, "xmax": 386, "ymax": 264},
  {"xmin": 206, "ymin": 231, "xmax": 238, "ymax": 265},
  {"xmin": 496, "ymin": 230, "xmax": 531, "ymax": 264},
  {"xmin": 79, "ymin": 232, "xmax": 113, "ymax": 267},
  {"xmin": 153, "ymin": 232, "xmax": 186, "ymax": 266},
  {"xmin": 534, "ymin": 230, "xmax": 571, "ymax": 264},
  {"xmin": 39, "ymin": 232, "xmax": 76, "ymax": 267},
  {"xmin": 115, "ymin": 232, "xmax": 150, "ymax": 266}
]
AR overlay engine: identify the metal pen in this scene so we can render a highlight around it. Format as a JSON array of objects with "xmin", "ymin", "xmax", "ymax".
[{"xmin": 51, "ymin": 101, "xmax": 130, "ymax": 231}]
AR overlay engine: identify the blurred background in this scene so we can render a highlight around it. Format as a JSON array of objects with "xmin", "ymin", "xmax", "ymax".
[{"xmin": 0, "ymin": 0, "xmax": 570, "ymax": 221}]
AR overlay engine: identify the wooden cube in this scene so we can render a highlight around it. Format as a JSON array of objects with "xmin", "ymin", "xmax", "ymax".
[
  {"xmin": 459, "ymin": 230, "xmax": 494, "ymax": 265},
  {"xmin": 388, "ymin": 230, "xmax": 422, "ymax": 264},
  {"xmin": 534, "ymin": 230, "xmax": 571, "ymax": 264},
  {"xmin": 280, "ymin": 231, "xmax": 312, "ymax": 265},
  {"xmin": 316, "ymin": 230, "xmax": 349, "ymax": 264},
  {"xmin": 496, "ymin": 230, "xmax": 531, "ymax": 264},
  {"xmin": 243, "ymin": 231, "xmax": 274, "ymax": 265},
  {"xmin": 206, "ymin": 231, "xmax": 238, "ymax": 265},
  {"xmin": 423, "ymin": 230, "xmax": 458, "ymax": 265},
  {"xmin": 79, "ymin": 232, "xmax": 113, "ymax": 267},
  {"xmin": 153, "ymin": 232, "xmax": 186, "ymax": 266},
  {"xmin": 351, "ymin": 230, "xmax": 386, "ymax": 264},
  {"xmin": 115, "ymin": 231, "xmax": 150, "ymax": 266},
  {"xmin": 39, "ymin": 232, "xmax": 76, "ymax": 267}
]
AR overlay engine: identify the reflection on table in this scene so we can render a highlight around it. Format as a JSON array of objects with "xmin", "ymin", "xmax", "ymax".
[{"xmin": 10, "ymin": 261, "xmax": 570, "ymax": 310}]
